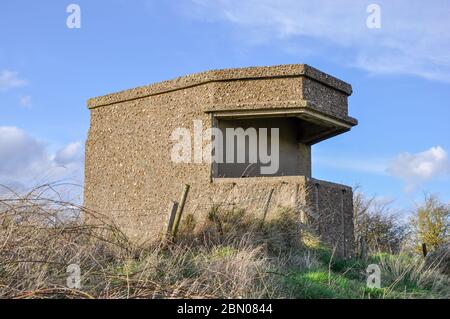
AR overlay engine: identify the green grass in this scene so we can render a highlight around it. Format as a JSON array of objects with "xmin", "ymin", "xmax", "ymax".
[{"xmin": 281, "ymin": 250, "xmax": 449, "ymax": 299}]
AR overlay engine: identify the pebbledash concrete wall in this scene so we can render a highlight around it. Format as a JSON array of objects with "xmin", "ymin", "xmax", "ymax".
[{"xmin": 84, "ymin": 64, "xmax": 358, "ymax": 258}]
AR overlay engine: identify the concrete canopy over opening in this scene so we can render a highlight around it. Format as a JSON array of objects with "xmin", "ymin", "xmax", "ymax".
[{"xmin": 212, "ymin": 107, "xmax": 356, "ymax": 145}]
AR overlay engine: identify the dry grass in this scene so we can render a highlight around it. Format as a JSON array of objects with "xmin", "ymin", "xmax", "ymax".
[
  {"xmin": 1, "ymin": 184, "xmax": 448, "ymax": 299},
  {"xmin": 0, "ymin": 184, "xmax": 311, "ymax": 299},
  {"xmin": 371, "ymin": 252, "xmax": 450, "ymax": 298}
]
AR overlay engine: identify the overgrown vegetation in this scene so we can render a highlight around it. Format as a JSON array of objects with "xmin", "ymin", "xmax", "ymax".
[
  {"xmin": 354, "ymin": 190, "xmax": 449, "ymax": 256},
  {"xmin": 409, "ymin": 194, "xmax": 449, "ymax": 254},
  {"xmin": 0, "ymin": 184, "xmax": 448, "ymax": 299},
  {"xmin": 353, "ymin": 191, "xmax": 408, "ymax": 254}
]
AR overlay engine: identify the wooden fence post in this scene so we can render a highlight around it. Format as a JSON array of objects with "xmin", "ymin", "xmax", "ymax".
[
  {"xmin": 261, "ymin": 188, "xmax": 274, "ymax": 223},
  {"xmin": 165, "ymin": 201, "xmax": 179, "ymax": 241},
  {"xmin": 359, "ymin": 236, "xmax": 367, "ymax": 260},
  {"xmin": 171, "ymin": 184, "xmax": 190, "ymax": 240},
  {"xmin": 422, "ymin": 243, "xmax": 428, "ymax": 257}
]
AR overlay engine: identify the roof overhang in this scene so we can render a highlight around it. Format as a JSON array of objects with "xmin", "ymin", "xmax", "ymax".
[{"xmin": 208, "ymin": 107, "xmax": 357, "ymax": 145}]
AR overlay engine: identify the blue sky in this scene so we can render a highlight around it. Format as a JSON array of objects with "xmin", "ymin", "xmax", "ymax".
[{"xmin": 1, "ymin": 0, "xmax": 449, "ymax": 212}]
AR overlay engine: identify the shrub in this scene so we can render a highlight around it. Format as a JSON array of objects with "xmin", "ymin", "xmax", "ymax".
[
  {"xmin": 353, "ymin": 191, "xmax": 408, "ymax": 254},
  {"xmin": 409, "ymin": 194, "xmax": 449, "ymax": 254}
]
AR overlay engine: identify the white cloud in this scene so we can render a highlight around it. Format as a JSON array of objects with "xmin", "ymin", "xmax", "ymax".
[
  {"xmin": 184, "ymin": 0, "xmax": 450, "ymax": 82},
  {"xmin": 19, "ymin": 95, "xmax": 32, "ymax": 108},
  {"xmin": 53, "ymin": 142, "xmax": 82, "ymax": 166},
  {"xmin": 0, "ymin": 126, "xmax": 84, "ymax": 188},
  {"xmin": 388, "ymin": 146, "xmax": 450, "ymax": 191},
  {"xmin": 0, "ymin": 126, "xmax": 47, "ymax": 177},
  {"xmin": 0, "ymin": 70, "xmax": 28, "ymax": 91},
  {"xmin": 316, "ymin": 147, "xmax": 450, "ymax": 192}
]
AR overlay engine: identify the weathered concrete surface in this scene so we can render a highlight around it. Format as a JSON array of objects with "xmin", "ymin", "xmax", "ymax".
[
  {"xmin": 207, "ymin": 176, "xmax": 355, "ymax": 258},
  {"xmin": 84, "ymin": 64, "xmax": 357, "ymax": 258}
]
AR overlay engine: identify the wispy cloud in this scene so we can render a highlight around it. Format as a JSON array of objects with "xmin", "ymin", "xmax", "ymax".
[
  {"xmin": 0, "ymin": 70, "xmax": 28, "ymax": 91},
  {"xmin": 19, "ymin": 95, "xmax": 32, "ymax": 108},
  {"xmin": 184, "ymin": 0, "xmax": 450, "ymax": 82},
  {"xmin": 388, "ymin": 146, "xmax": 450, "ymax": 192}
]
